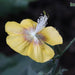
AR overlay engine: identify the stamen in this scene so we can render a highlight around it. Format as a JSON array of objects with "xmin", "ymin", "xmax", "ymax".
[{"xmin": 35, "ymin": 15, "xmax": 48, "ymax": 33}]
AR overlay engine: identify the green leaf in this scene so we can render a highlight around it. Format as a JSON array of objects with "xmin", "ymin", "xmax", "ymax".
[
  {"xmin": 0, "ymin": 55, "xmax": 37, "ymax": 75},
  {"xmin": 0, "ymin": 54, "xmax": 16, "ymax": 73},
  {"xmin": 1, "ymin": 61, "xmax": 37, "ymax": 75},
  {"xmin": 0, "ymin": 54, "xmax": 55, "ymax": 75},
  {"xmin": 31, "ymin": 60, "xmax": 54, "ymax": 73},
  {"xmin": 51, "ymin": 60, "xmax": 59, "ymax": 75},
  {"xmin": 12, "ymin": 54, "xmax": 54, "ymax": 73},
  {"xmin": 0, "ymin": 0, "xmax": 36, "ymax": 16},
  {"xmin": 27, "ymin": 66, "xmax": 37, "ymax": 75}
]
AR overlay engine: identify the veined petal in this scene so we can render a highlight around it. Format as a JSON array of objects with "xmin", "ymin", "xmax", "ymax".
[
  {"xmin": 6, "ymin": 35, "xmax": 30, "ymax": 54},
  {"xmin": 40, "ymin": 26, "xmax": 63, "ymax": 46},
  {"xmin": 6, "ymin": 34, "xmax": 54, "ymax": 63},
  {"xmin": 24, "ymin": 42, "xmax": 55, "ymax": 63},
  {"xmin": 5, "ymin": 21, "xmax": 24, "ymax": 35},
  {"xmin": 20, "ymin": 19, "xmax": 37, "ymax": 29}
]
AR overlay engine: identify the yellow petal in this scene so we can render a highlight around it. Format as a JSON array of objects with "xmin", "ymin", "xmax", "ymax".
[
  {"xmin": 5, "ymin": 21, "xmax": 24, "ymax": 35},
  {"xmin": 24, "ymin": 42, "xmax": 55, "ymax": 63},
  {"xmin": 6, "ymin": 34, "xmax": 55, "ymax": 63},
  {"xmin": 6, "ymin": 35, "xmax": 30, "ymax": 54},
  {"xmin": 20, "ymin": 19, "xmax": 37, "ymax": 29},
  {"xmin": 40, "ymin": 26, "xmax": 63, "ymax": 46}
]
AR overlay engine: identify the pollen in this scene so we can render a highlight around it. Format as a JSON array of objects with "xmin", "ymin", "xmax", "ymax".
[{"xmin": 35, "ymin": 15, "xmax": 48, "ymax": 33}]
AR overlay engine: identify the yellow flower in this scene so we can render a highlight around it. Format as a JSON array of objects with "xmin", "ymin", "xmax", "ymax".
[{"xmin": 5, "ymin": 15, "xmax": 63, "ymax": 63}]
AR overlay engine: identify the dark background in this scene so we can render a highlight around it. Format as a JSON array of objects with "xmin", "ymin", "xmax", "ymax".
[{"xmin": 0, "ymin": 0, "xmax": 75, "ymax": 75}]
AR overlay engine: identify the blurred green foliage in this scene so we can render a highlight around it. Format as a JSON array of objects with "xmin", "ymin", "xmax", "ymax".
[
  {"xmin": 70, "ymin": 2, "xmax": 75, "ymax": 7},
  {"xmin": 0, "ymin": 53, "xmax": 54, "ymax": 75},
  {"xmin": 0, "ymin": 53, "xmax": 67, "ymax": 75},
  {"xmin": 0, "ymin": 0, "xmax": 36, "ymax": 16}
]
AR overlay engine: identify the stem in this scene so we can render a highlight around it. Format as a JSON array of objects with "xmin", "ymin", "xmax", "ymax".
[
  {"xmin": 60, "ymin": 38, "xmax": 75, "ymax": 56},
  {"xmin": 56, "ymin": 45, "xmax": 61, "ymax": 54},
  {"xmin": 46, "ymin": 60, "xmax": 59, "ymax": 75}
]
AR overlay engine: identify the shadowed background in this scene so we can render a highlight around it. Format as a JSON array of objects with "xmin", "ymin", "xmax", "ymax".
[{"xmin": 0, "ymin": 0, "xmax": 75, "ymax": 75}]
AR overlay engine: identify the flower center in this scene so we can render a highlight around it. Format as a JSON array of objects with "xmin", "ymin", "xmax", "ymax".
[
  {"xmin": 24, "ymin": 14, "xmax": 48, "ymax": 44},
  {"xmin": 30, "ymin": 30, "xmax": 39, "ymax": 44},
  {"xmin": 30, "ymin": 32, "xmax": 36, "ymax": 37}
]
